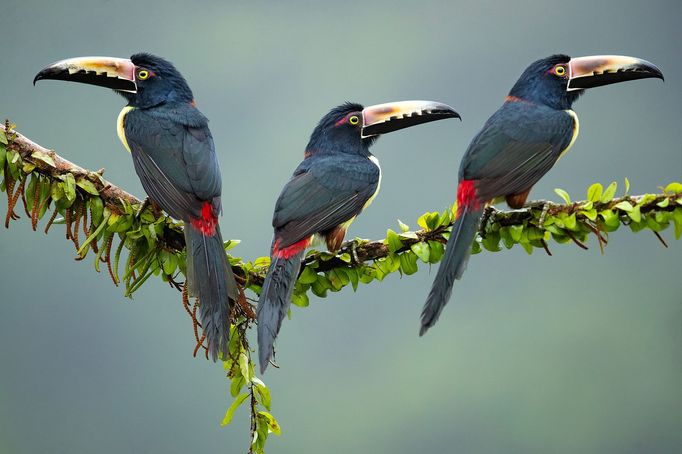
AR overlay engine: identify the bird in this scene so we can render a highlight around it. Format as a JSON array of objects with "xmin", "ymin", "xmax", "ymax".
[
  {"xmin": 420, "ymin": 54, "xmax": 664, "ymax": 336},
  {"xmin": 258, "ymin": 100, "xmax": 460, "ymax": 372},
  {"xmin": 34, "ymin": 53, "xmax": 239, "ymax": 360}
]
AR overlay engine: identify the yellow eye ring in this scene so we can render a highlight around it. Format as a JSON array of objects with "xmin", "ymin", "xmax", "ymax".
[
  {"xmin": 349, "ymin": 115, "xmax": 360, "ymax": 125},
  {"xmin": 555, "ymin": 65, "xmax": 566, "ymax": 76},
  {"xmin": 137, "ymin": 70, "xmax": 149, "ymax": 80}
]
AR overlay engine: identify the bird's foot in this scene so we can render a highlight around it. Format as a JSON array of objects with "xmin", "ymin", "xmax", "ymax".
[
  {"xmin": 350, "ymin": 240, "xmax": 360, "ymax": 265},
  {"xmin": 478, "ymin": 205, "xmax": 498, "ymax": 237}
]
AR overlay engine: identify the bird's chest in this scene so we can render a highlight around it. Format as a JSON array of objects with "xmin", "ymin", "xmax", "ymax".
[{"xmin": 116, "ymin": 106, "xmax": 135, "ymax": 153}]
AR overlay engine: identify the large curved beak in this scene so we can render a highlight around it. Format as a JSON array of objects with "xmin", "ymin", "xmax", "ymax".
[
  {"xmin": 33, "ymin": 56, "xmax": 137, "ymax": 92},
  {"xmin": 567, "ymin": 55, "xmax": 663, "ymax": 91},
  {"xmin": 361, "ymin": 100, "xmax": 460, "ymax": 138}
]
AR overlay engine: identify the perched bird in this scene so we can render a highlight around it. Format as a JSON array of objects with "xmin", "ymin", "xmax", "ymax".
[
  {"xmin": 34, "ymin": 54, "xmax": 238, "ymax": 360},
  {"xmin": 258, "ymin": 101, "xmax": 460, "ymax": 372},
  {"xmin": 420, "ymin": 54, "xmax": 664, "ymax": 335}
]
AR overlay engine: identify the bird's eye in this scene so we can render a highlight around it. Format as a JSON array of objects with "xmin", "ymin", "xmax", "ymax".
[
  {"xmin": 348, "ymin": 115, "xmax": 360, "ymax": 125},
  {"xmin": 554, "ymin": 65, "xmax": 567, "ymax": 76},
  {"xmin": 137, "ymin": 69, "xmax": 150, "ymax": 80}
]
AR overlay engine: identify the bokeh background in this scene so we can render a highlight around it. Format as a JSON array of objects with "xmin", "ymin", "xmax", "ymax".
[{"xmin": 1, "ymin": 1, "xmax": 680, "ymax": 453}]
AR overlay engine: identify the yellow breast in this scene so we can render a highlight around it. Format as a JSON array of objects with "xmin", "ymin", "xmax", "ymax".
[
  {"xmin": 362, "ymin": 154, "xmax": 382, "ymax": 210},
  {"xmin": 558, "ymin": 109, "xmax": 580, "ymax": 160},
  {"xmin": 116, "ymin": 106, "xmax": 135, "ymax": 153}
]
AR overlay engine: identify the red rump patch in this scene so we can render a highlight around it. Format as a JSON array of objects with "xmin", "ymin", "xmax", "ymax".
[
  {"xmin": 189, "ymin": 201, "xmax": 218, "ymax": 236},
  {"xmin": 272, "ymin": 237, "xmax": 311, "ymax": 259},
  {"xmin": 456, "ymin": 179, "xmax": 480, "ymax": 214}
]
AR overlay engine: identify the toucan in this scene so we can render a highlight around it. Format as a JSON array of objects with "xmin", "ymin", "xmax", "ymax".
[
  {"xmin": 34, "ymin": 54, "xmax": 239, "ymax": 360},
  {"xmin": 420, "ymin": 54, "xmax": 664, "ymax": 335},
  {"xmin": 258, "ymin": 101, "xmax": 460, "ymax": 372}
]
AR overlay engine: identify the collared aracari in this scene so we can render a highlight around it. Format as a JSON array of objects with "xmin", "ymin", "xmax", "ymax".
[
  {"xmin": 258, "ymin": 101, "xmax": 460, "ymax": 372},
  {"xmin": 420, "ymin": 54, "xmax": 664, "ymax": 335},
  {"xmin": 34, "ymin": 54, "xmax": 238, "ymax": 360}
]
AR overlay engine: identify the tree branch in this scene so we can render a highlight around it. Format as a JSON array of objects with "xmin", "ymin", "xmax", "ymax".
[{"xmin": 2, "ymin": 122, "xmax": 680, "ymax": 453}]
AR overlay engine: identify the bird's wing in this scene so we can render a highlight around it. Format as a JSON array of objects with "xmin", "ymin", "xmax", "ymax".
[
  {"xmin": 124, "ymin": 108, "xmax": 222, "ymax": 220},
  {"xmin": 460, "ymin": 103, "xmax": 576, "ymax": 201},
  {"xmin": 273, "ymin": 153, "xmax": 380, "ymax": 248}
]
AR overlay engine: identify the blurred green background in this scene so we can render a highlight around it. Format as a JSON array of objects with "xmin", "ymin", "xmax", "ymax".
[{"xmin": 1, "ymin": 1, "xmax": 680, "ymax": 453}]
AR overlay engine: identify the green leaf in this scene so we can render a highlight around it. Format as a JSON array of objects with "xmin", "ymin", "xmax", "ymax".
[
  {"xmin": 554, "ymin": 188, "xmax": 571, "ymax": 204},
  {"xmin": 31, "ymin": 150, "xmax": 56, "ymax": 168},
  {"xmin": 656, "ymin": 197, "xmax": 670, "ymax": 208},
  {"xmin": 627, "ymin": 205, "xmax": 642, "ymax": 223},
  {"xmin": 258, "ymin": 411, "xmax": 282, "ymax": 436},
  {"xmin": 397, "ymin": 219, "xmax": 410, "ymax": 233},
  {"xmin": 600, "ymin": 181, "xmax": 617, "ymax": 203},
  {"xmin": 613, "ymin": 201, "xmax": 633, "ymax": 212},
  {"xmin": 410, "ymin": 242, "xmax": 430, "ymax": 263},
  {"xmin": 0, "ymin": 144, "xmax": 6, "ymax": 168},
  {"xmin": 346, "ymin": 268, "xmax": 359, "ymax": 291},
  {"xmin": 224, "ymin": 239, "xmax": 241, "ymax": 251},
  {"xmin": 580, "ymin": 209, "xmax": 598, "ymax": 221},
  {"xmin": 399, "ymin": 252, "xmax": 418, "ymax": 275},
  {"xmin": 385, "ymin": 229, "xmax": 403, "ymax": 253},
  {"xmin": 238, "ymin": 352, "xmax": 251, "ymax": 382},
  {"xmin": 587, "ymin": 183, "xmax": 603, "ymax": 203},
  {"xmin": 90, "ymin": 197, "xmax": 104, "ymax": 225},
  {"xmin": 0, "ymin": 130, "xmax": 7, "ymax": 145},
  {"xmin": 624, "ymin": 177, "xmax": 630, "ymax": 195},
  {"xmin": 221, "ymin": 392, "xmax": 249, "ymax": 426},
  {"xmin": 427, "ymin": 241, "xmax": 444, "ymax": 263},
  {"xmin": 230, "ymin": 375, "xmax": 246, "ymax": 398},
  {"xmin": 509, "ymin": 224, "xmax": 523, "ymax": 242},
  {"xmin": 76, "ymin": 178, "xmax": 99, "ymax": 195},
  {"xmin": 291, "ymin": 292, "xmax": 309, "ymax": 308},
  {"xmin": 253, "ymin": 380, "xmax": 272, "ymax": 411},
  {"xmin": 63, "ymin": 173, "xmax": 77, "ymax": 203},
  {"xmin": 298, "ymin": 266, "xmax": 318, "ymax": 284},
  {"xmin": 664, "ymin": 182, "xmax": 682, "ymax": 195}
]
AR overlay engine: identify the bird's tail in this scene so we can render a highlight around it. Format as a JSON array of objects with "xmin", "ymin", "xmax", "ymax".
[
  {"xmin": 420, "ymin": 204, "xmax": 483, "ymax": 335},
  {"xmin": 257, "ymin": 239, "xmax": 308, "ymax": 373},
  {"xmin": 185, "ymin": 224, "xmax": 238, "ymax": 361}
]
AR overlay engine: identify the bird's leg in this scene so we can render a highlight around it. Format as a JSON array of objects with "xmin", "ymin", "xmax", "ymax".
[
  {"xmin": 522, "ymin": 200, "xmax": 552, "ymax": 228},
  {"xmin": 350, "ymin": 240, "xmax": 360, "ymax": 265},
  {"xmin": 478, "ymin": 205, "xmax": 497, "ymax": 237}
]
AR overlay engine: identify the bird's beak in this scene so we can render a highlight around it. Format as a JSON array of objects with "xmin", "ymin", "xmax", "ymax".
[
  {"xmin": 34, "ymin": 56, "xmax": 137, "ymax": 93},
  {"xmin": 567, "ymin": 55, "xmax": 664, "ymax": 91},
  {"xmin": 361, "ymin": 100, "xmax": 461, "ymax": 138}
]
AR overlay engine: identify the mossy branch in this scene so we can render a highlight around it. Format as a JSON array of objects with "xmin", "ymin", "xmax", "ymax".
[{"xmin": 2, "ymin": 122, "xmax": 680, "ymax": 453}]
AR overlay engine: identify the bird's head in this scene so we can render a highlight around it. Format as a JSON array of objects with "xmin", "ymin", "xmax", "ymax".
[
  {"xmin": 306, "ymin": 100, "xmax": 460, "ymax": 156},
  {"xmin": 34, "ymin": 53, "xmax": 194, "ymax": 109},
  {"xmin": 509, "ymin": 54, "xmax": 663, "ymax": 110}
]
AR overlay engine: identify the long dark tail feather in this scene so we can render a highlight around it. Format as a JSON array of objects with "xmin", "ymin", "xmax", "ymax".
[
  {"xmin": 185, "ymin": 225, "xmax": 238, "ymax": 361},
  {"xmin": 420, "ymin": 205, "xmax": 484, "ymax": 336},
  {"xmin": 257, "ymin": 250, "xmax": 304, "ymax": 373}
]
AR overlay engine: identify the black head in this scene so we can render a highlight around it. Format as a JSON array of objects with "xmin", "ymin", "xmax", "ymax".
[
  {"xmin": 306, "ymin": 102, "xmax": 374, "ymax": 156},
  {"xmin": 509, "ymin": 54, "xmax": 580, "ymax": 110},
  {"xmin": 122, "ymin": 53, "xmax": 193, "ymax": 108},
  {"xmin": 305, "ymin": 100, "xmax": 461, "ymax": 156},
  {"xmin": 508, "ymin": 53, "xmax": 664, "ymax": 110},
  {"xmin": 34, "ymin": 53, "xmax": 195, "ymax": 109}
]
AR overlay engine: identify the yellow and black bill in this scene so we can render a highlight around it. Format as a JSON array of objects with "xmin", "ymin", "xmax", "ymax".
[
  {"xmin": 361, "ymin": 100, "xmax": 460, "ymax": 138},
  {"xmin": 34, "ymin": 56, "xmax": 137, "ymax": 92},
  {"xmin": 567, "ymin": 55, "xmax": 663, "ymax": 91}
]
